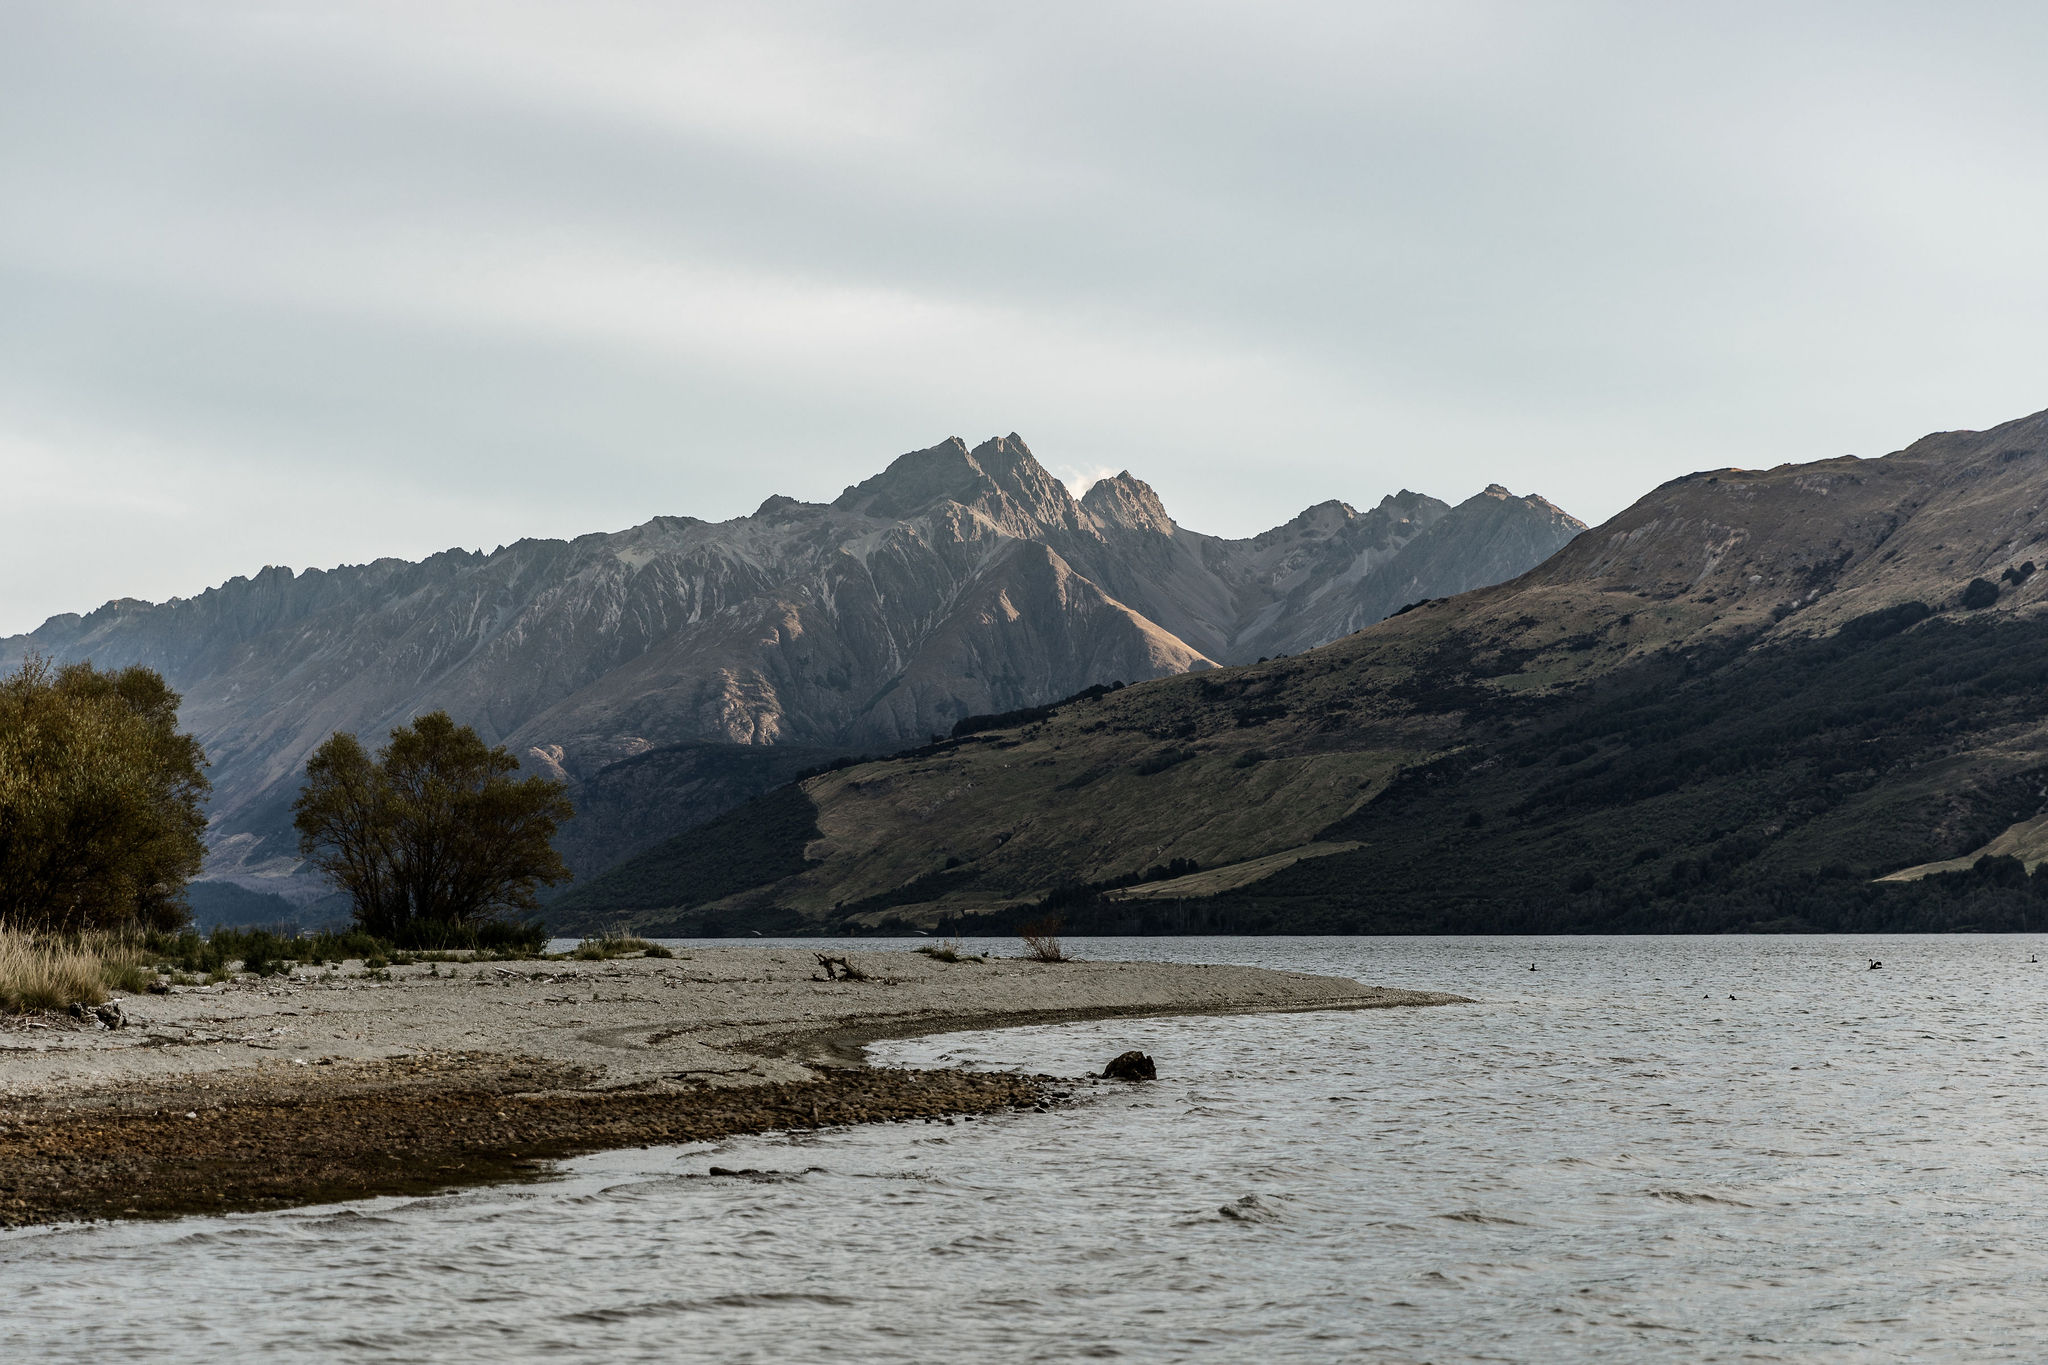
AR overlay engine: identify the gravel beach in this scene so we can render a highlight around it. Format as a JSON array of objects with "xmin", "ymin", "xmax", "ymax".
[{"xmin": 0, "ymin": 947, "xmax": 1464, "ymax": 1226}]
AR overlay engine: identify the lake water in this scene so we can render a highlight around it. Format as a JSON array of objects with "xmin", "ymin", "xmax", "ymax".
[{"xmin": 5, "ymin": 935, "xmax": 2046, "ymax": 1363}]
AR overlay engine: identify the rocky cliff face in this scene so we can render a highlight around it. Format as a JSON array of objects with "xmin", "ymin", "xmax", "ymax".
[{"xmin": 3, "ymin": 432, "xmax": 1581, "ymax": 899}]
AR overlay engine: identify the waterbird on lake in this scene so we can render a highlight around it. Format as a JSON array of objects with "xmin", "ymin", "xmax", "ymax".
[{"xmin": 1869, "ymin": 959, "xmax": 1882, "ymax": 970}]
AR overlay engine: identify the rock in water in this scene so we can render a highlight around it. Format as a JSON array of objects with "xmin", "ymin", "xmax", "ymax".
[{"xmin": 1102, "ymin": 1050, "xmax": 1156, "ymax": 1081}]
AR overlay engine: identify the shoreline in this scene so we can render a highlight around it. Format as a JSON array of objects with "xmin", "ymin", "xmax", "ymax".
[{"xmin": 0, "ymin": 948, "xmax": 1466, "ymax": 1228}]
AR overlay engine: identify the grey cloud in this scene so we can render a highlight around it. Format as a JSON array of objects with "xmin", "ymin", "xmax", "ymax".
[{"xmin": 4, "ymin": 0, "xmax": 2047, "ymax": 633}]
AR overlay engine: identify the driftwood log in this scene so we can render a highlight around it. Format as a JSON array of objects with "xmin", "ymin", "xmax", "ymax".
[{"xmin": 812, "ymin": 953, "xmax": 871, "ymax": 982}]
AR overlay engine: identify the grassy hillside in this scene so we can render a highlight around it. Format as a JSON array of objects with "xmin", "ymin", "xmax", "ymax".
[
  {"xmin": 1114, "ymin": 610, "xmax": 2048, "ymax": 933},
  {"xmin": 555, "ymin": 597, "xmax": 2048, "ymax": 937}
]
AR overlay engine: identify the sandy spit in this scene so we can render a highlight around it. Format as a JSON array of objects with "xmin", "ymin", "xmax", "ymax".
[{"xmin": 0, "ymin": 947, "xmax": 1465, "ymax": 1227}]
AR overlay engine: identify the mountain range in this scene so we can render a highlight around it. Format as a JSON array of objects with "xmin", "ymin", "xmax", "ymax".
[
  {"xmin": 1, "ymin": 433, "xmax": 1582, "ymax": 915},
  {"xmin": 551, "ymin": 405, "xmax": 2048, "ymax": 937}
]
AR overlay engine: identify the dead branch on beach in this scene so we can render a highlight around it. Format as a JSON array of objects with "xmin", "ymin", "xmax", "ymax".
[{"xmin": 811, "ymin": 953, "xmax": 871, "ymax": 982}]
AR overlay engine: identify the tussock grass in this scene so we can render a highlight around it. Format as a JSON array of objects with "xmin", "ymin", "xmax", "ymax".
[
  {"xmin": 567, "ymin": 931, "xmax": 657, "ymax": 961},
  {"xmin": 915, "ymin": 935, "xmax": 982, "ymax": 963},
  {"xmin": 0, "ymin": 926, "xmax": 151, "ymax": 1013}
]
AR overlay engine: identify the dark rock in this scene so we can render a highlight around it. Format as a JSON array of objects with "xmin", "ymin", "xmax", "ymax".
[
  {"xmin": 93, "ymin": 1002, "xmax": 126, "ymax": 1029},
  {"xmin": 1101, "ymin": 1050, "xmax": 1156, "ymax": 1081},
  {"xmin": 1218, "ymin": 1194, "xmax": 1279, "ymax": 1222},
  {"xmin": 146, "ymin": 979, "xmax": 171, "ymax": 995}
]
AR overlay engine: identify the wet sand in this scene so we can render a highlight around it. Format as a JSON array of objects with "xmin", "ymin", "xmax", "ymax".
[{"xmin": 0, "ymin": 947, "xmax": 1464, "ymax": 1227}]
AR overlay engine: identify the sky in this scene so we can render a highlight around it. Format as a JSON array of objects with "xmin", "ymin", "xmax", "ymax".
[{"xmin": 4, "ymin": 1, "xmax": 2048, "ymax": 635}]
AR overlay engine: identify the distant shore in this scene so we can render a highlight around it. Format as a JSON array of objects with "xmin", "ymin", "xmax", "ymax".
[{"xmin": 0, "ymin": 947, "xmax": 1464, "ymax": 1227}]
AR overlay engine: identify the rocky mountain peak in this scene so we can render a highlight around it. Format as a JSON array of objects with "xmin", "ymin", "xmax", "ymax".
[
  {"xmin": 1374, "ymin": 489, "xmax": 1435, "ymax": 515},
  {"xmin": 966, "ymin": 434, "xmax": 1085, "ymax": 529},
  {"xmin": 832, "ymin": 437, "xmax": 982, "ymax": 519},
  {"xmin": 1257, "ymin": 499, "xmax": 1361, "ymax": 545},
  {"xmin": 830, "ymin": 432, "xmax": 1082, "ymax": 535},
  {"xmin": 1081, "ymin": 471, "xmax": 1175, "ymax": 534}
]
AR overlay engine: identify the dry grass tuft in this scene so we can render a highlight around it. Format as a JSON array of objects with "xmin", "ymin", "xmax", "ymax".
[
  {"xmin": 1017, "ymin": 916, "xmax": 1068, "ymax": 963},
  {"xmin": 0, "ymin": 926, "xmax": 150, "ymax": 1013},
  {"xmin": 916, "ymin": 934, "xmax": 974, "ymax": 963}
]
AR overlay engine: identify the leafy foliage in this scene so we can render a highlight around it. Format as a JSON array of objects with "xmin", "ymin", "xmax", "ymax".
[
  {"xmin": 293, "ymin": 712, "xmax": 571, "ymax": 938},
  {"xmin": 0, "ymin": 655, "xmax": 209, "ymax": 932}
]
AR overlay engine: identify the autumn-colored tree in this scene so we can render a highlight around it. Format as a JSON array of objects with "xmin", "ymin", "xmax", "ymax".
[
  {"xmin": 0, "ymin": 655, "xmax": 210, "ymax": 932},
  {"xmin": 293, "ymin": 711, "xmax": 571, "ymax": 939}
]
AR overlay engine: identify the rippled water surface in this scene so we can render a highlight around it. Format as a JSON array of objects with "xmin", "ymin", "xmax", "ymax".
[{"xmin": 7, "ymin": 936, "xmax": 2047, "ymax": 1363}]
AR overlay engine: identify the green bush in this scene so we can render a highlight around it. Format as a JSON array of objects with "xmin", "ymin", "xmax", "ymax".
[{"xmin": 0, "ymin": 657, "xmax": 209, "ymax": 934}]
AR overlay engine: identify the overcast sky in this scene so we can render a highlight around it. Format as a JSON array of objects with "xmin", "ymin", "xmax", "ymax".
[{"xmin": 4, "ymin": 2, "xmax": 2047, "ymax": 634}]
